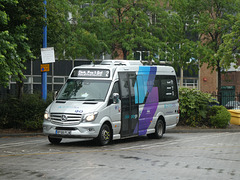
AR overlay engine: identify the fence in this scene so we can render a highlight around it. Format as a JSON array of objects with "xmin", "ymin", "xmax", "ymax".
[
  {"xmin": 211, "ymin": 92, "xmax": 240, "ymax": 109},
  {"xmin": 0, "ymin": 59, "xmax": 99, "ymax": 99}
]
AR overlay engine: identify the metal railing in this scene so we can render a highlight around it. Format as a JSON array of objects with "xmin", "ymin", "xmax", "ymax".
[{"xmin": 211, "ymin": 92, "xmax": 240, "ymax": 109}]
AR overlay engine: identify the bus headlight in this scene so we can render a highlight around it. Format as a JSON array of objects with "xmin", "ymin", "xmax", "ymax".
[
  {"xmin": 44, "ymin": 111, "xmax": 50, "ymax": 121},
  {"xmin": 83, "ymin": 112, "xmax": 98, "ymax": 122}
]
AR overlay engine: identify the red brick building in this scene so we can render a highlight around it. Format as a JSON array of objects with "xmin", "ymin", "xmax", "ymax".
[
  {"xmin": 199, "ymin": 60, "xmax": 240, "ymax": 94},
  {"xmin": 199, "ymin": 63, "xmax": 218, "ymax": 93}
]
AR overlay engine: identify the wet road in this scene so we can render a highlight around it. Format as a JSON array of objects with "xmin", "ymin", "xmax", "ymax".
[{"xmin": 0, "ymin": 132, "xmax": 240, "ymax": 180}]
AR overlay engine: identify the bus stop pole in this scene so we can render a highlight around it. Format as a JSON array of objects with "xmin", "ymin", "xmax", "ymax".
[{"xmin": 42, "ymin": 0, "xmax": 47, "ymax": 101}]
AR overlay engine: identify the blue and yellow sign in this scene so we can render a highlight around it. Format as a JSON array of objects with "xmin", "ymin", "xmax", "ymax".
[{"xmin": 41, "ymin": 64, "xmax": 50, "ymax": 72}]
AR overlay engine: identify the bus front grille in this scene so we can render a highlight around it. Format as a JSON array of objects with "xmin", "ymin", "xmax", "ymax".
[{"xmin": 50, "ymin": 113, "xmax": 82, "ymax": 125}]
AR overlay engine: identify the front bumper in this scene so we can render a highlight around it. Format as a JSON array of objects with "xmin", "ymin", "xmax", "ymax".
[{"xmin": 43, "ymin": 120, "xmax": 101, "ymax": 138}]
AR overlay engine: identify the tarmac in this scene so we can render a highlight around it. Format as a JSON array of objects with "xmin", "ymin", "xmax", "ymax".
[{"xmin": 0, "ymin": 124, "xmax": 240, "ymax": 138}]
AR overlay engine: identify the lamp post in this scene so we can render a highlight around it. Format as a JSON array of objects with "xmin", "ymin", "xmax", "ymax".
[{"xmin": 42, "ymin": 0, "xmax": 47, "ymax": 101}]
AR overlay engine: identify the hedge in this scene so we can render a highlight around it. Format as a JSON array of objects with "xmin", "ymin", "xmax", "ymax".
[
  {"xmin": 179, "ymin": 87, "xmax": 230, "ymax": 128},
  {"xmin": 0, "ymin": 93, "xmax": 52, "ymax": 130}
]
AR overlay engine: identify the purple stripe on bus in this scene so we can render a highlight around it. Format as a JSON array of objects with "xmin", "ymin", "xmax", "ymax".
[{"xmin": 139, "ymin": 87, "xmax": 159, "ymax": 135}]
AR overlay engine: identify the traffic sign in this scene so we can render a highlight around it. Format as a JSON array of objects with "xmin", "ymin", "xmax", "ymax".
[
  {"xmin": 41, "ymin": 47, "xmax": 55, "ymax": 64},
  {"xmin": 41, "ymin": 64, "xmax": 50, "ymax": 72}
]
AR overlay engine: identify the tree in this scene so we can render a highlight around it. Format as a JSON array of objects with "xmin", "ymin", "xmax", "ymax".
[
  {"xmin": 76, "ymin": 0, "xmax": 178, "ymax": 61},
  {"xmin": 11, "ymin": 0, "xmax": 45, "ymax": 58},
  {"xmin": 103, "ymin": 0, "xmax": 165, "ymax": 60},
  {"xmin": 1, "ymin": 0, "xmax": 44, "ymax": 98},
  {"xmin": 0, "ymin": 0, "xmax": 34, "ymax": 96},
  {"xmin": 161, "ymin": 0, "xmax": 202, "ymax": 70},
  {"xmin": 47, "ymin": 0, "xmax": 108, "ymax": 60},
  {"xmin": 218, "ymin": 13, "xmax": 240, "ymax": 67},
  {"xmin": 1, "ymin": 0, "xmax": 105, "ymax": 97},
  {"xmin": 169, "ymin": 0, "xmax": 240, "ymax": 94}
]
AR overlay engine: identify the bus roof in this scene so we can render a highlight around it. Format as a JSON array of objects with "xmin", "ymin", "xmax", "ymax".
[
  {"xmin": 100, "ymin": 60, "xmax": 143, "ymax": 66},
  {"xmin": 69, "ymin": 60, "xmax": 176, "ymax": 79}
]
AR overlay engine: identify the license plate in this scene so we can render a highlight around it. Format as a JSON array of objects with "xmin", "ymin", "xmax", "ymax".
[{"xmin": 56, "ymin": 130, "xmax": 71, "ymax": 135}]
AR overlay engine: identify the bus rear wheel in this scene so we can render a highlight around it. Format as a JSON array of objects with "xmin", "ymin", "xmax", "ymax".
[{"xmin": 147, "ymin": 119, "xmax": 164, "ymax": 139}]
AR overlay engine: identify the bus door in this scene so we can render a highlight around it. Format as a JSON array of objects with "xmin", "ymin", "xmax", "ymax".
[{"xmin": 119, "ymin": 72, "xmax": 139, "ymax": 137}]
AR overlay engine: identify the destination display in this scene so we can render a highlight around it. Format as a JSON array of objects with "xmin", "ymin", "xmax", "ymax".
[{"xmin": 71, "ymin": 69, "xmax": 110, "ymax": 78}]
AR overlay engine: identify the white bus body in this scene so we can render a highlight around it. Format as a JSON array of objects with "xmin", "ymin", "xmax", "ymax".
[{"xmin": 43, "ymin": 60, "xmax": 179, "ymax": 145}]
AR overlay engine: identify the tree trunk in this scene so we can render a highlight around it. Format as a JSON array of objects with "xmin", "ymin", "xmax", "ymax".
[
  {"xmin": 16, "ymin": 74, "xmax": 24, "ymax": 99},
  {"xmin": 217, "ymin": 61, "xmax": 222, "ymax": 103},
  {"xmin": 122, "ymin": 48, "xmax": 127, "ymax": 60}
]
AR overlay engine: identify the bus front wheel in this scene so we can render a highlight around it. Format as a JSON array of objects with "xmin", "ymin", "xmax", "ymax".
[
  {"xmin": 48, "ymin": 136, "xmax": 62, "ymax": 144},
  {"xmin": 95, "ymin": 124, "xmax": 112, "ymax": 146}
]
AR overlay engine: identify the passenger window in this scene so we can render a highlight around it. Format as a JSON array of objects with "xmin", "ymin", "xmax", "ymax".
[{"xmin": 154, "ymin": 75, "xmax": 178, "ymax": 102}]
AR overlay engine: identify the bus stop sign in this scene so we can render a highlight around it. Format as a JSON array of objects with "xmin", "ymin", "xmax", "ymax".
[{"xmin": 41, "ymin": 64, "xmax": 50, "ymax": 72}]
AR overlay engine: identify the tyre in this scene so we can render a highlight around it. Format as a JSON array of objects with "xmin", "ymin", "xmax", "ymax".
[
  {"xmin": 147, "ymin": 119, "xmax": 164, "ymax": 139},
  {"xmin": 95, "ymin": 124, "xmax": 112, "ymax": 146},
  {"xmin": 48, "ymin": 136, "xmax": 62, "ymax": 144}
]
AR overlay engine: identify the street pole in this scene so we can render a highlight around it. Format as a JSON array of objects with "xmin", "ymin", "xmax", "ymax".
[{"xmin": 42, "ymin": 0, "xmax": 47, "ymax": 101}]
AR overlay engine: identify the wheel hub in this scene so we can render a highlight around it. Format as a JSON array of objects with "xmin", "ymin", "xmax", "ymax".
[{"xmin": 102, "ymin": 130, "xmax": 110, "ymax": 140}]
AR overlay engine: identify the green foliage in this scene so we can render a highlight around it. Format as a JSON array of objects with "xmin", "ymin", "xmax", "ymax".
[
  {"xmin": 47, "ymin": 0, "xmax": 108, "ymax": 61},
  {"xmin": 0, "ymin": 93, "xmax": 52, "ymax": 130},
  {"xmin": 207, "ymin": 106, "xmax": 231, "ymax": 128},
  {"xmin": 75, "ymin": 0, "xmax": 179, "ymax": 61},
  {"xmin": 169, "ymin": 0, "xmax": 240, "ymax": 93},
  {"xmin": 0, "ymin": 0, "xmax": 35, "ymax": 87},
  {"xmin": 179, "ymin": 87, "xmax": 231, "ymax": 128},
  {"xmin": 219, "ymin": 13, "xmax": 240, "ymax": 68},
  {"xmin": 2, "ymin": 0, "xmax": 240, "ymax": 95},
  {"xmin": 179, "ymin": 87, "xmax": 218, "ymax": 127}
]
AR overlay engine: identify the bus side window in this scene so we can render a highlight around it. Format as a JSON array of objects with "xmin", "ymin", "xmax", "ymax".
[
  {"xmin": 155, "ymin": 75, "xmax": 178, "ymax": 102},
  {"xmin": 108, "ymin": 82, "xmax": 120, "ymax": 105}
]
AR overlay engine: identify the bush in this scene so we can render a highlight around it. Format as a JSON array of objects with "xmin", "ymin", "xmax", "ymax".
[
  {"xmin": 179, "ymin": 87, "xmax": 218, "ymax": 127},
  {"xmin": 0, "ymin": 93, "xmax": 52, "ymax": 130},
  {"xmin": 207, "ymin": 106, "xmax": 231, "ymax": 128}
]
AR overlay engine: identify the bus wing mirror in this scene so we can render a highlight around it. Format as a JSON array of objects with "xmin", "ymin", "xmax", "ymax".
[
  {"xmin": 113, "ymin": 93, "xmax": 119, "ymax": 104},
  {"xmin": 53, "ymin": 91, "xmax": 58, "ymax": 100}
]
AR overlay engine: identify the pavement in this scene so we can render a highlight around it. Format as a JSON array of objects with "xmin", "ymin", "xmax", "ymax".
[
  {"xmin": 0, "ymin": 131, "xmax": 43, "ymax": 138},
  {"xmin": 0, "ymin": 124, "xmax": 240, "ymax": 138},
  {"xmin": 167, "ymin": 124, "xmax": 240, "ymax": 133}
]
